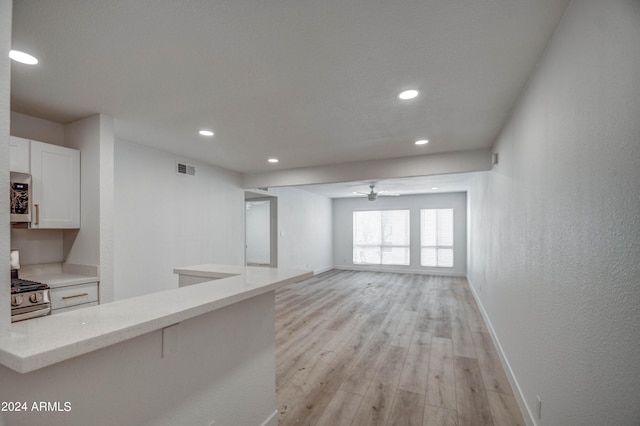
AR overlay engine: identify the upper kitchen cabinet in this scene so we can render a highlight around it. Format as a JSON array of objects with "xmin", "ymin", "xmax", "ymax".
[
  {"xmin": 9, "ymin": 136, "xmax": 30, "ymax": 173},
  {"xmin": 30, "ymin": 140, "xmax": 81, "ymax": 229}
]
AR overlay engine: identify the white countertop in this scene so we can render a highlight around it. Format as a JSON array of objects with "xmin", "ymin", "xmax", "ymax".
[
  {"xmin": 23, "ymin": 271, "xmax": 98, "ymax": 288},
  {"xmin": 19, "ymin": 262, "xmax": 99, "ymax": 288},
  {"xmin": 0, "ymin": 265, "xmax": 312, "ymax": 373}
]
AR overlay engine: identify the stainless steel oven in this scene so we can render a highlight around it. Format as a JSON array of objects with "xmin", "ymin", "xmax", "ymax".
[{"xmin": 9, "ymin": 250, "xmax": 51, "ymax": 322}]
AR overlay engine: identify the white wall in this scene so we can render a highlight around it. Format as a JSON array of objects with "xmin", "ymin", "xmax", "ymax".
[
  {"xmin": 467, "ymin": 1, "xmax": 640, "ymax": 425},
  {"xmin": 333, "ymin": 192, "xmax": 467, "ymax": 276},
  {"xmin": 265, "ymin": 187, "xmax": 333, "ymax": 274},
  {"xmin": 0, "ymin": 0, "xmax": 11, "ymax": 334},
  {"xmin": 114, "ymin": 139, "xmax": 245, "ymax": 300}
]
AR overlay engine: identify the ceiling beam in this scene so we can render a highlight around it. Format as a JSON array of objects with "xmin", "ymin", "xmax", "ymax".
[{"xmin": 241, "ymin": 149, "xmax": 492, "ymax": 189}]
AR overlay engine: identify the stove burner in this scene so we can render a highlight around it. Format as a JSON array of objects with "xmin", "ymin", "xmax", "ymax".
[{"xmin": 11, "ymin": 278, "xmax": 49, "ymax": 294}]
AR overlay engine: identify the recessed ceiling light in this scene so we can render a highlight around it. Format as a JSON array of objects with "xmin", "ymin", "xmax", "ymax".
[
  {"xmin": 268, "ymin": 158, "xmax": 279, "ymax": 163},
  {"xmin": 398, "ymin": 89, "xmax": 419, "ymax": 100},
  {"xmin": 9, "ymin": 50, "xmax": 38, "ymax": 65},
  {"xmin": 199, "ymin": 130, "xmax": 214, "ymax": 136},
  {"xmin": 431, "ymin": 187, "xmax": 439, "ymax": 190},
  {"xmin": 415, "ymin": 139, "xmax": 429, "ymax": 145}
]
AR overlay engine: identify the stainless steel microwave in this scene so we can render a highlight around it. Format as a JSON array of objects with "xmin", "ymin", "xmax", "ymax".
[{"xmin": 10, "ymin": 172, "xmax": 32, "ymax": 223}]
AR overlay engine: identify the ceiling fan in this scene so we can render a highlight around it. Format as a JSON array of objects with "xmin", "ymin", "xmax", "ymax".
[{"xmin": 355, "ymin": 184, "xmax": 400, "ymax": 201}]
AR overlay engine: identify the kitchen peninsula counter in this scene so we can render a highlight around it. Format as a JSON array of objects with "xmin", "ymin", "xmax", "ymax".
[
  {"xmin": 0, "ymin": 264, "xmax": 312, "ymax": 373},
  {"xmin": 0, "ymin": 264, "xmax": 312, "ymax": 426}
]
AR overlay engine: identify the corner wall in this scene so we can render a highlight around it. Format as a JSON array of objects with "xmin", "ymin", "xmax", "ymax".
[
  {"xmin": 64, "ymin": 114, "xmax": 115, "ymax": 302},
  {"xmin": 468, "ymin": 1, "xmax": 640, "ymax": 424},
  {"xmin": 264, "ymin": 187, "xmax": 333, "ymax": 274}
]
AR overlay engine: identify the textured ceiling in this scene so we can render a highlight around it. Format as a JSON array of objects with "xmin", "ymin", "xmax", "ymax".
[{"xmin": 10, "ymin": 0, "xmax": 569, "ymax": 174}]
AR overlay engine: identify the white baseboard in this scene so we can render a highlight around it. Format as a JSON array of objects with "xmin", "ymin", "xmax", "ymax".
[
  {"xmin": 466, "ymin": 277, "xmax": 536, "ymax": 426},
  {"xmin": 333, "ymin": 264, "xmax": 466, "ymax": 277},
  {"xmin": 260, "ymin": 410, "xmax": 278, "ymax": 426},
  {"xmin": 314, "ymin": 265, "xmax": 334, "ymax": 275}
]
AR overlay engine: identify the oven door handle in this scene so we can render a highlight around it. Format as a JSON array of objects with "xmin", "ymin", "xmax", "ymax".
[{"xmin": 11, "ymin": 304, "xmax": 51, "ymax": 323}]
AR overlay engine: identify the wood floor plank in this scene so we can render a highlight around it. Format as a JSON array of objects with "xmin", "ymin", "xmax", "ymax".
[
  {"xmin": 315, "ymin": 390, "xmax": 364, "ymax": 426},
  {"xmin": 279, "ymin": 319, "xmax": 373, "ymax": 425},
  {"xmin": 486, "ymin": 391, "xmax": 526, "ymax": 426},
  {"xmin": 390, "ymin": 310, "xmax": 419, "ymax": 348},
  {"xmin": 290, "ymin": 347, "xmax": 338, "ymax": 391},
  {"xmin": 463, "ymin": 299, "xmax": 488, "ymax": 333},
  {"xmin": 450, "ymin": 304, "xmax": 476, "ymax": 358},
  {"xmin": 375, "ymin": 345, "xmax": 409, "ymax": 386},
  {"xmin": 454, "ymin": 356, "xmax": 494, "ymax": 426},
  {"xmin": 423, "ymin": 404, "xmax": 459, "ymax": 426},
  {"xmin": 277, "ymin": 379, "xmax": 304, "ymax": 420},
  {"xmin": 275, "ymin": 271, "xmax": 523, "ymax": 426},
  {"xmin": 388, "ymin": 389, "xmax": 426, "ymax": 426},
  {"xmin": 426, "ymin": 337, "xmax": 457, "ymax": 410},
  {"xmin": 398, "ymin": 331, "xmax": 431, "ymax": 395},
  {"xmin": 471, "ymin": 331, "xmax": 512, "ymax": 395},
  {"xmin": 351, "ymin": 381, "xmax": 396, "ymax": 426},
  {"xmin": 340, "ymin": 331, "xmax": 390, "ymax": 396}
]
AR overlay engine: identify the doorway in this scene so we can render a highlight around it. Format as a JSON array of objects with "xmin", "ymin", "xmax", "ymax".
[{"xmin": 245, "ymin": 192, "xmax": 278, "ymax": 268}]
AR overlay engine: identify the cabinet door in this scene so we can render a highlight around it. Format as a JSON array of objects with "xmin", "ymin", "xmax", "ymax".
[
  {"xmin": 30, "ymin": 141, "xmax": 80, "ymax": 229},
  {"xmin": 8, "ymin": 136, "xmax": 30, "ymax": 173}
]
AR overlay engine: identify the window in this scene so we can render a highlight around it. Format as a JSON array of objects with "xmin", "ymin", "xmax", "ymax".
[
  {"xmin": 353, "ymin": 210, "xmax": 410, "ymax": 265},
  {"xmin": 421, "ymin": 209, "xmax": 454, "ymax": 267}
]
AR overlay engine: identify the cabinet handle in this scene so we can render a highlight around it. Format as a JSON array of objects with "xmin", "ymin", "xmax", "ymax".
[
  {"xmin": 62, "ymin": 293, "xmax": 89, "ymax": 300},
  {"xmin": 34, "ymin": 204, "xmax": 39, "ymax": 225}
]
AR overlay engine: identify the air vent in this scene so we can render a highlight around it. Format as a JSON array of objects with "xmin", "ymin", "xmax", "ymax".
[{"xmin": 176, "ymin": 162, "xmax": 196, "ymax": 176}]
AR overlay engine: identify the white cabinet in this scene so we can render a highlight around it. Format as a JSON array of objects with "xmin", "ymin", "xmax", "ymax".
[
  {"xmin": 8, "ymin": 137, "xmax": 81, "ymax": 229},
  {"xmin": 50, "ymin": 282, "xmax": 99, "ymax": 313},
  {"xmin": 30, "ymin": 140, "xmax": 80, "ymax": 229},
  {"xmin": 9, "ymin": 136, "xmax": 30, "ymax": 173}
]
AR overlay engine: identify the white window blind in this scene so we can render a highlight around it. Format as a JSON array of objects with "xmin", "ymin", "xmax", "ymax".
[
  {"xmin": 420, "ymin": 209, "xmax": 454, "ymax": 267},
  {"xmin": 353, "ymin": 210, "xmax": 410, "ymax": 265}
]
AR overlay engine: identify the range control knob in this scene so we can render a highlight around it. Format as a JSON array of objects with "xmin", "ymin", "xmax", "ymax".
[
  {"xmin": 11, "ymin": 295, "xmax": 23, "ymax": 307},
  {"xmin": 30, "ymin": 292, "xmax": 43, "ymax": 303}
]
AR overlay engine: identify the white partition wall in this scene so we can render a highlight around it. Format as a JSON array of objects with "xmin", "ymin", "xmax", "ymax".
[{"xmin": 467, "ymin": 1, "xmax": 640, "ymax": 424}]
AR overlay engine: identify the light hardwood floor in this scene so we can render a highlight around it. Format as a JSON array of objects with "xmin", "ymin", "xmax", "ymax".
[{"xmin": 275, "ymin": 270, "xmax": 525, "ymax": 426}]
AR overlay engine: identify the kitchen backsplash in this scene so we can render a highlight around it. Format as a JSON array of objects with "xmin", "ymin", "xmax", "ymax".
[{"xmin": 10, "ymin": 228, "xmax": 65, "ymax": 265}]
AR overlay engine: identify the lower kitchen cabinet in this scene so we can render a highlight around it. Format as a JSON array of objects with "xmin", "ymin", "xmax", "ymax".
[{"xmin": 50, "ymin": 282, "xmax": 99, "ymax": 314}]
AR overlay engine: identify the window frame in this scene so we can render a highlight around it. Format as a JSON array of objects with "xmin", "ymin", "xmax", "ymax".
[
  {"xmin": 420, "ymin": 208, "xmax": 454, "ymax": 268},
  {"xmin": 353, "ymin": 209, "xmax": 410, "ymax": 266}
]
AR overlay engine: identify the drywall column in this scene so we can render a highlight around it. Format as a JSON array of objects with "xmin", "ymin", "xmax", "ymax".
[
  {"xmin": 0, "ymin": 0, "xmax": 11, "ymax": 335},
  {"xmin": 64, "ymin": 114, "xmax": 115, "ymax": 303}
]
